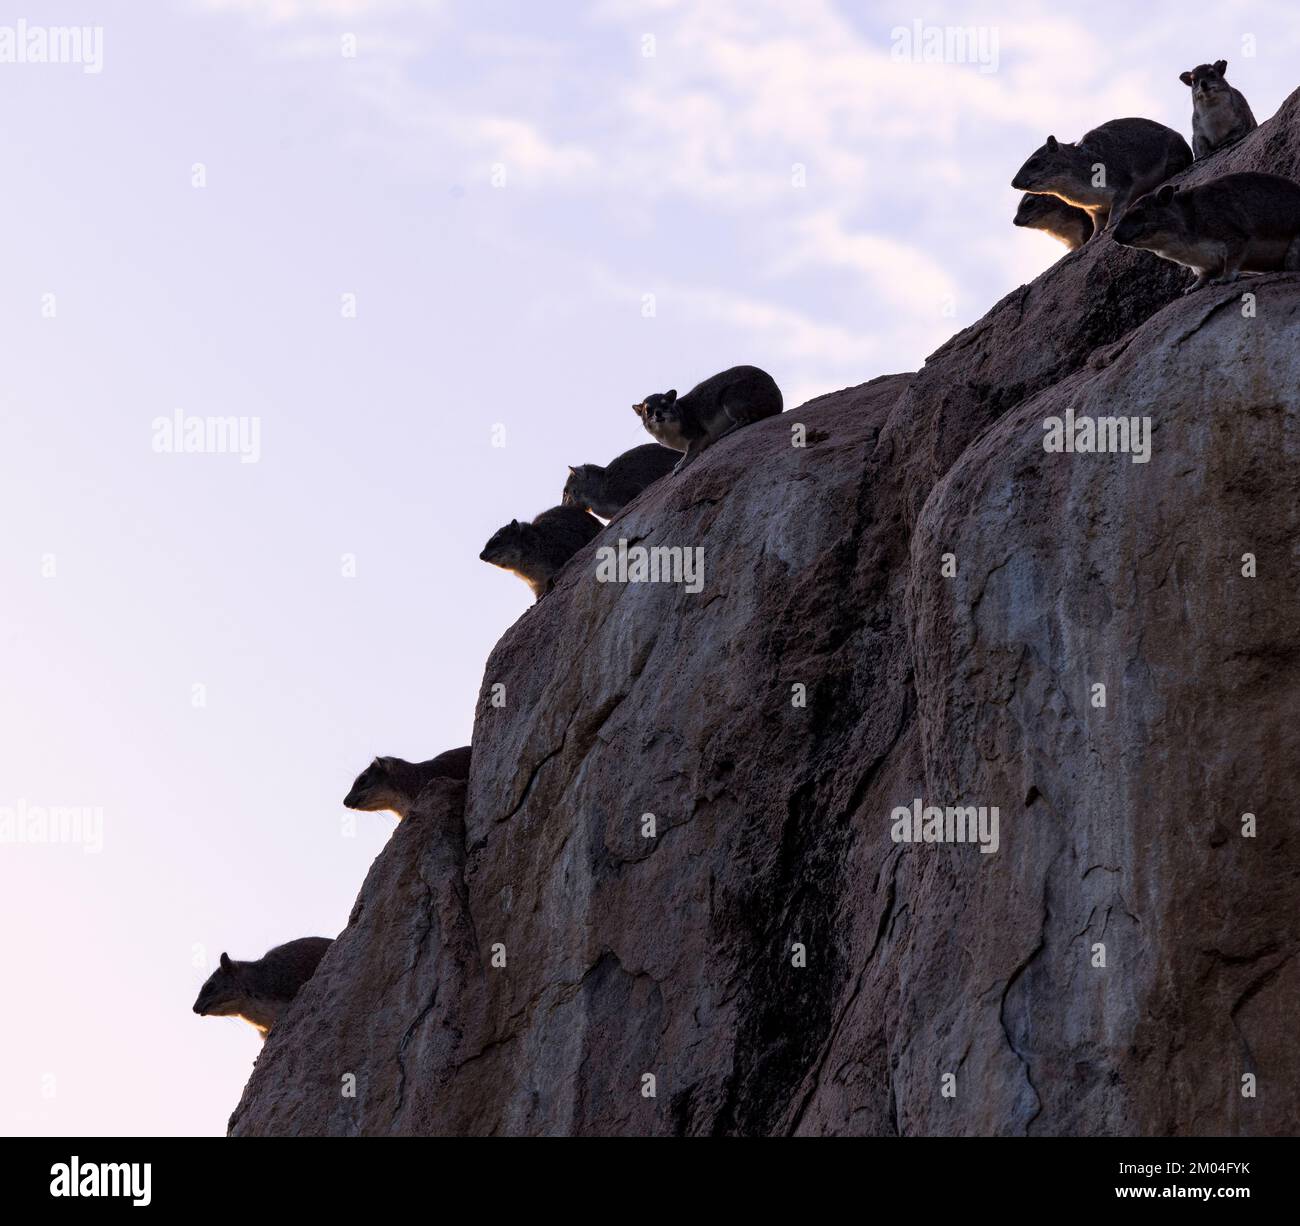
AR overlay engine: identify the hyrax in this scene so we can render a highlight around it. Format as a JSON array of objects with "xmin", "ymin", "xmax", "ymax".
[
  {"xmin": 562, "ymin": 443, "xmax": 678, "ymax": 519},
  {"xmin": 1180, "ymin": 61, "xmax": 1256, "ymax": 159},
  {"xmin": 1011, "ymin": 118, "xmax": 1192, "ymax": 239},
  {"xmin": 1013, "ymin": 192, "xmax": 1093, "ymax": 251},
  {"xmin": 634, "ymin": 365, "xmax": 783, "ymax": 473},
  {"xmin": 192, "ymin": 937, "xmax": 332, "ymax": 1040},
  {"xmin": 479, "ymin": 504, "xmax": 603, "ymax": 600},
  {"xmin": 1113, "ymin": 172, "xmax": 1300, "ymax": 292},
  {"xmin": 344, "ymin": 746, "xmax": 472, "ymax": 819}
]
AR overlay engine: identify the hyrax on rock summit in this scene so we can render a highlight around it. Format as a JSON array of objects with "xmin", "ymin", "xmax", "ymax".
[
  {"xmin": 343, "ymin": 746, "xmax": 472, "ymax": 820},
  {"xmin": 479, "ymin": 504, "xmax": 603, "ymax": 600},
  {"xmin": 562, "ymin": 443, "xmax": 678, "ymax": 519},
  {"xmin": 634, "ymin": 364, "xmax": 782, "ymax": 473},
  {"xmin": 1013, "ymin": 192, "xmax": 1093, "ymax": 251},
  {"xmin": 1180, "ymin": 61, "xmax": 1256, "ymax": 160},
  {"xmin": 1113, "ymin": 172, "xmax": 1300, "ymax": 292},
  {"xmin": 192, "ymin": 937, "xmax": 332, "ymax": 1040},
  {"xmin": 1012, "ymin": 118, "xmax": 1192, "ymax": 239}
]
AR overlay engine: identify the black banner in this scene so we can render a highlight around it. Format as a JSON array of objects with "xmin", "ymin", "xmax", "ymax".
[{"xmin": 3, "ymin": 1137, "xmax": 1293, "ymax": 1212}]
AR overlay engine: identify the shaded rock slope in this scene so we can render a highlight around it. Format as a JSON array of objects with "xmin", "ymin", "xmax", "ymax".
[{"xmin": 230, "ymin": 89, "xmax": 1300, "ymax": 1137}]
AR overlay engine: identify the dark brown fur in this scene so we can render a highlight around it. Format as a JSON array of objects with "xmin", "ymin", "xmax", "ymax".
[
  {"xmin": 343, "ymin": 746, "xmax": 472, "ymax": 818},
  {"xmin": 479, "ymin": 505, "xmax": 603, "ymax": 599},
  {"xmin": 1113, "ymin": 172, "xmax": 1300, "ymax": 292},
  {"xmin": 192, "ymin": 937, "xmax": 332, "ymax": 1040},
  {"xmin": 1180, "ymin": 61, "xmax": 1256, "ymax": 160},
  {"xmin": 562, "ymin": 443, "xmax": 679, "ymax": 518},
  {"xmin": 1013, "ymin": 192, "xmax": 1093, "ymax": 250},
  {"xmin": 633, "ymin": 365, "xmax": 783, "ymax": 472},
  {"xmin": 1011, "ymin": 118, "xmax": 1192, "ymax": 238}
]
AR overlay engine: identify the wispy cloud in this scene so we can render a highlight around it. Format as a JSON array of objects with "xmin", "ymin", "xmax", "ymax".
[
  {"xmin": 199, "ymin": 0, "xmax": 1286, "ymax": 398},
  {"xmin": 459, "ymin": 117, "xmax": 599, "ymax": 183},
  {"xmin": 775, "ymin": 210, "xmax": 961, "ymax": 314},
  {"xmin": 588, "ymin": 264, "xmax": 882, "ymax": 367}
]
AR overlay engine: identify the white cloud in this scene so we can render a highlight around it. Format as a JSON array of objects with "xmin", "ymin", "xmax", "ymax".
[
  {"xmin": 198, "ymin": 0, "xmax": 1250, "ymax": 392},
  {"xmin": 570, "ymin": 0, "xmax": 1169, "ymax": 308},
  {"xmin": 460, "ymin": 117, "xmax": 599, "ymax": 183},
  {"xmin": 588, "ymin": 264, "xmax": 887, "ymax": 369},
  {"xmin": 667, "ymin": 283, "xmax": 879, "ymax": 366},
  {"xmin": 775, "ymin": 210, "xmax": 961, "ymax": 313}
]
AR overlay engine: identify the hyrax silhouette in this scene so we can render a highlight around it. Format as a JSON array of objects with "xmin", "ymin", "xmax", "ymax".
[
  {"xmin": 479, "ymin": 504, "xmax": 603, "ymax": 600},
  {"xmin": 1113, "ymin": 172, "xmax": 1300, "ymax": 292},
  {"xmin": 192, "ymin": 937, "xmax": 332, "ymax": 1040},
  {"xmin": 562, "ymin": 443, "xmax": 678, "ymax": 518},
  {"xmin": 1180, "ymin": 61, "xmax": 1256, "ymax": 159},
  {"xmin": 344, "ymin": 746, "xmax": 472, "ymax": 819},
  {"xmin": 1013, "ymin": 192, "xmax": 1093, "ymax": 250},
  {"xmin": 634, "ymin": 365, "xmax": 783, "ymax": 472},
  {"xmin": 1011, "ymin": 118, "xmax": 1192, "ymax": 239}
]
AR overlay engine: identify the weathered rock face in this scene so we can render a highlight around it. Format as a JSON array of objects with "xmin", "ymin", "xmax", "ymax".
[
  {"xmin": 230, "ymin": 90, "xmax": 1300, "ymax": 1137},
  {"xmin": 227, "ymin": 776, "xmax": 478, "ymax": 1134}
]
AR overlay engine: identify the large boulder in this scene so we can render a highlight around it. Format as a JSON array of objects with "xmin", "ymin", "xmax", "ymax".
[{"xmin": 229, "ymin": 89, "xmax": 1300, "ymax": 1138}]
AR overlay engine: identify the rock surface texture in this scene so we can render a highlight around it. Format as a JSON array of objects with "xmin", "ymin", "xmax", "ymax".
[{"xmin": 229, "ymin": 89, "xmax": 1300, "ymax": 1137}]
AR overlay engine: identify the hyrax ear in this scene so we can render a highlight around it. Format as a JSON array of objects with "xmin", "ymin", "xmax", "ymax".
[
  {"xmin": 1179, "ymin": 70, "xmax": 1194, "ymax": 87},
  {"xmin": 510, "ymin": 518, "xmax": 519, "ymax": 527},
  {"xmin": 665, "ymin": 389, "xmax": 677, "ymax": 404},
  {"xmin": 1046, "ymin": 135, "xmax": 1058, "ymax": 152},
  {"xmin": 1213, "ymin": 60, "xmax": 1227, "ymax": 75},
  {"xmin": 568, "ymin": 465, "xmax": 577, "ymax": 476},
  {"xmin": 219, "ymin": 952, "xmax": 232, "ymax": 971},
  {"xmin": 1156, "ymin": 184, "xmax": 1177, "ymax": 205}
]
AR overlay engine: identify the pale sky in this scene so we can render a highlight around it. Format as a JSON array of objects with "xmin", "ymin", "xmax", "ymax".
[{"xmin": 2, "ymin": 0, "xmax": 1297, "ymax": 1136}]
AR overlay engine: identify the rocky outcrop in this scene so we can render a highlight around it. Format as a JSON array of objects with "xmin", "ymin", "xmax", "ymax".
[
  {"xmin": 227, "ymin": 776, "xmax": 479, "ymax": 1134},
  {"xmin": 229, "ymin": 89, "xmax": 1300, "ymax": 1137}
]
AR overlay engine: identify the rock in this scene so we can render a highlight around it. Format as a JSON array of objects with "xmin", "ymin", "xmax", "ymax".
[
  {"xmin": 227, "ymin": 776, "xmax": 479, "ymax": 1135},
  {"xmin": 900, "ymin": 276, "xmax": 1300, "ymax": 1137},
  {"xmin": 884, "ymin": 83, "xmax": 1300, "ymax": 527},
  {"xmin": 229, "ymin": 89, "xmax": 1300, "ymax": 1137}
]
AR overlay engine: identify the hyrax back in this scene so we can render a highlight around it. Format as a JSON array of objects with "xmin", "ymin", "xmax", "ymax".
[
  {"xmin": 633, "ymin": 364, "xmax": 783, "ymax": 472},
  {"xmin": 1011, "ymin": 118, "xmax": 1192, "ymax": 237},
  {"xmin": 1181, "ymin": 61, "xmax": 1256, "ymax": 159},
  {"xmin": 344, "ymin": 745, "xmax": 472, "ymax": 818},
  {"xmin": 1013, "ymin": 192, "xmax": 1093, "ymax": 250},
  {"xmin": 563, "ymin": 443, "xmax": 678, "ymax": 518},
  {"xmin": 192, "ymin": 937, "xmax": 332, "ymax": 1040},
  {"xmin": 479, "ymin": 504, "xmax": 603, "ymax": 599},
  {"xmin": 1112, "ymin": 172, "xmax": 1300, "ymax": 291}
]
